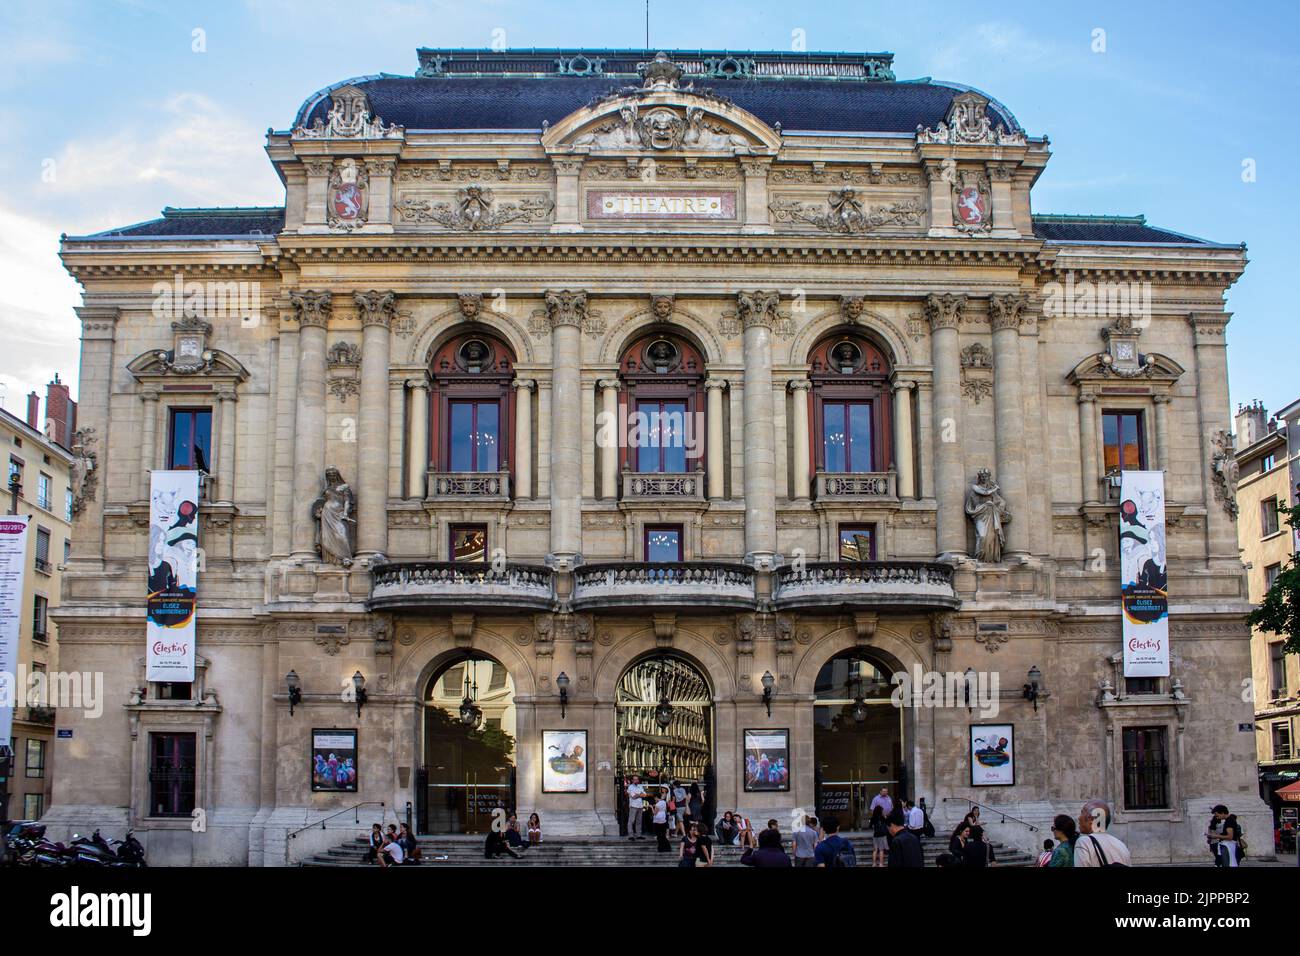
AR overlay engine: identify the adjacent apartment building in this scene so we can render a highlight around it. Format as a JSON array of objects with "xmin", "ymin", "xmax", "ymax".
[
  {"xmin": 1, "ymin": 377, "xmax": 76, "ymax": 820},
  {"xmin": 1235, "ymin": 398, "xmax": 1300, "ymax": 833}
]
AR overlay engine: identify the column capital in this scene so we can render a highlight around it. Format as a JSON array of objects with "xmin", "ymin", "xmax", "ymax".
[
  {"xmin": 786, "ymin": 379, "xmax": 812, "ymax": 393},
  {"xmin": 737, "ymin": 290, "xmax": 781, "ymax": 330},
  {"xmin": 513, "ymin": 378, "xmax": 537, "ymax": 392},
  {"xmin": 405, "ymin": 376, "xmax": 429, "ymax": 391},
  {"xmin": 551, "ymin": 157, "xmax": 584, "ymax": 176},
  {"xmin": 924, "ymin": 293, "xmax": 966, "ymax": 331},
  {"xmin": 1077, "ymin": 389, "xmax": 1097, "ymax": 404},
  {"xmin": 891, "ymin": 378, "xmax": 916, "ymax": 393},
  {"xmin": 544, "ymin": 289, "xmax": 588, "ymax": 329},
  {"xmin": 215, "ymin": 385, "xmax": 238, "ymax": 402},
  {"xmin": 1152, "ymin": 392, "xmax": 1173, "ymax": 405},
  {"xmin": 138, "ymin": 385, "xmax": 162, "ymax": 402},
  {"xmin": 1186, "ymin": 311, "xmax": 1231, "ymax": 340},
  {"xmin": 705, "ymin": 376, "xmax": 730, "ymax": 391},
  {"xmin": 595, "ymin": 378, "xmax": 621, "ymax": 392},
  {"xmin": 354, "ymin": 290, "xmax": 397, "ymax": 328},
  {"xmin": 289, "ymin": 290, "xmax": 332, "ymax": 328},
  {"xmin": 989, "ymin": 292, "xmax": 1029, "ymax": 332},
  {"xmin": 363, "ymin": 158, "xmax": 397, "ymax": 177},
  {"xmin": 739, "ymin": 157, "xmax": 772, "ymax": 178},
  {"xmin": 303, "ymin": 159, "xmax": 334, "ymax": 178}
]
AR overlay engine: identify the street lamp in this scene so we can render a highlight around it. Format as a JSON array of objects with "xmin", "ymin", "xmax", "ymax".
[
  {"xmin": 851, "ymin": 675, "xmax": 869, "ymax": 724},
  {"xmin": 761, "ymin": 671, "xmax": 775, "ymax": 718},
  {"xmin": 285, "ymin": 670, "xmax": 301, "ymax": 716},
  {"xmin": 557, "ymin": 671, "xmax": 570, "ymax": 720},
  {"xmin": 7, "ymin": 474, "xmax": 20, "ymax": 515},
  {"xmin": 352, "ymin": 671, "xmax": 367, "ymax": 718},
  {"xmin": 1023, "ymin": 665, "xmax": 1043, "ymax": 712},
  {"xmin": 459, "ymin": 663, "xmax": 482, "ymax": 728}
]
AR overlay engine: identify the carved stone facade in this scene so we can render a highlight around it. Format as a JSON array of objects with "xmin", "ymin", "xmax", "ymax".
[{"xmin": 49, "ymin": 48, "xmax": 1266, "ymax": 866}]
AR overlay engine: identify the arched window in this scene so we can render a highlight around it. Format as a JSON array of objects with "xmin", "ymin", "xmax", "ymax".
[
  {"xmin": 619, "ymin": 332, "xmax": 705, "ymax": 475},
  {"xmin": 429, "ymin": 333, "xmax": 516, "ymax": 477},
  {"xmin": 808, "ymin": 333, "xmax": 892, "ymax": 475}
]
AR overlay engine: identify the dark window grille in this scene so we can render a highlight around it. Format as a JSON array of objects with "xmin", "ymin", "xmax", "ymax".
[
  {"xmin": 1122, "ymin": 726, "xmax": 1169, "ymax": 809},
  {"xmin": 149, "ymin": 732, "xmax": 197, "ymax": 817}
]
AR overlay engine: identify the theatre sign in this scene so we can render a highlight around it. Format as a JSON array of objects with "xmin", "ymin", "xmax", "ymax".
[{"xmin": 587, "ymin": 190, "xmax": 735, "ymax": 219}]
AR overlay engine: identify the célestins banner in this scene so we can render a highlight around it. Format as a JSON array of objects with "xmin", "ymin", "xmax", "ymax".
[
  {"xmin": 0, "ymin": 514, "xmax": 31, "ymax": 745},
  {"xmin": 1119, "ymin": 470, "xmax": 1170, "ymax": 678},
  {"xmin": 147, "ymin": 471, "xmax": 199, "ymax": 681}
]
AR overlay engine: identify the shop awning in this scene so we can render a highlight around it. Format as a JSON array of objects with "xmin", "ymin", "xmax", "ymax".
[{"xmin": 1278, "ymin": 780, "xmax": 1300, "ymax": 803}]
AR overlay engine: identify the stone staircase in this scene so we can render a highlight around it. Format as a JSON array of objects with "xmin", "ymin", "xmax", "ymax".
[{"xmin": 303, "ymin": 831, "xmax": 1037, "ymax": 867}]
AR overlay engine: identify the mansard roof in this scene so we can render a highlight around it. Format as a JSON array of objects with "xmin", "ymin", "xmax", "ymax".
[
  {"xmin": 1031, "ymin": 214, "xmax": 1220, "ymax": 246},
  {"xmin": 85, "ymin": 206, "xmax": 285, "ymax": 239},
  {"xmin": 292, "ymin": 48, "xmax": 1025, "ymax": 136}
]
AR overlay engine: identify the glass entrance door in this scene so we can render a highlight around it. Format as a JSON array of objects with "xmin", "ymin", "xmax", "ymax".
[
  {"xmin": 421, "ymin": 657, "xmax": 516, "ymax": 834},
  {"xmin": 813, "ymin": 654, "xmax": 904, "ymax": 830}
]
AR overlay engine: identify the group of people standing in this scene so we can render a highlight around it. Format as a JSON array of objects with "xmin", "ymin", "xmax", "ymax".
[{"xmin": 624, "ymin": 775, "xmax": 705, "ymax": 852}]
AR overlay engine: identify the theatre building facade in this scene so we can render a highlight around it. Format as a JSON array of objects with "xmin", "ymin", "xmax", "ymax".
[{"xmin": 50, "ymin": 49, "xmax": 1269, "ymax": 864}]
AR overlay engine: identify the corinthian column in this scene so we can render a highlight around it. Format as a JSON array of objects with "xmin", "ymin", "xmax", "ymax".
[
  {"xmin": 598, "ymin": 379, "xmax": 620, "ymax": 500},
  {"xmin": 788, "ymin": 379, "xmax": 812, "ymax": 501},
  {"xmin": 546, "ymin": 291, "xmax": 586, "ymax": 564},
  {"xmin": 990, "ymin": 293, "xmax": 1029, "ymax": 557},
  {"xmin": 290, "ymin": 291, "xmax": 331, "ymax": 559},
  {"xmin": 355, "ymin": 291, "xmax": 395, "ymax": 559},
  {"xmin": 892, "ymin": 380, "xmax": 915, "ymax": 499},
  {"xmin": 739, "ymin": 292, "xmax": 780, "ymax": 562},
  {"xmin": 406, "ymin": 378, "xmax": 429, "ymax": 500},
  {"xmin": 926, "ymin": 293, "xmax": 967, "ymax": 558}
]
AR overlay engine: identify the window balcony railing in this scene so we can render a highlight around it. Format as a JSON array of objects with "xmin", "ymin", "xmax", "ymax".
[
  {"xmin": 571, "ymin": 561, "xmax": 756, "ymax": 611},
  {"xmin": 425, "ymin": 469, "xmax": 511, "ymax": 502},
  {"xmin": 815, "ymin": 470, "xmax": 896, "ymax": 500},
  {"xmin": 621, "ymin": 470, "xmax": 705, "ymax": 502},
  {"xmin": 369, "ymin": 560, "xmax": 553, "ymax": 611},
  {"xmin": 774, "ymin": 561, "xmax": 959, "ymax": 611}
]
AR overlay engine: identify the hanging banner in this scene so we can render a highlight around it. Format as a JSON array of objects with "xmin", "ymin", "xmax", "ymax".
[
  {"xmin": 147, "ymin": 470, "xmax": 200, "ymax": 681},
  {"xmin": 1119, "ymin": 470, "xmax": 1169, "ymax": 677},
  {"xmin": 0, "ymin": 514, "xmax": 32, "ymax": 746}
]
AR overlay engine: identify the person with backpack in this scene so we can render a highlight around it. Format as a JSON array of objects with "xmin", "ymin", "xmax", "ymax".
[
  {"xmin": 814, "ymin": 814, "xmax": 857, "ymax": 867},
  {"xmin": 887, "ymin": 809, "xmax": 924, "ymax": 867},
  {"xmin": 1073, "ymin": 799, "xmax": 1131, "ymax": 867},
  {"xmin": 741, "ymin": 827, "xmax": 793, "ymax": 867}
]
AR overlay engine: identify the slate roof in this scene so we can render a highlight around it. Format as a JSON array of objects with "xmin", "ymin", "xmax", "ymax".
[
  {"xmin": 1031, "ymin": 215, "xmax": 1216, "ymax": 245},
  {"xmin": 85, "ymin": 207, "xmax": 285, "ymax": 239},
  {"xmin": 300, "ymin": 74, "xmax": 1023, "ymax": 136}
]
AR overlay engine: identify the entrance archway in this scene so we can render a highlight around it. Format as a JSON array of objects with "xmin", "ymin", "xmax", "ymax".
[
  {"xmin": 420, "ymin": 653, "xmax": 516, "ymax": 834},
  {"xmin": 813, "ymin": 650, "xmax": 904, "ymax": 830}
]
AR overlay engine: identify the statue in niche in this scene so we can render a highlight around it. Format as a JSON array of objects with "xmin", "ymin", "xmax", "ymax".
[
  {"xmin": 311, "ymin": 466, "xmax": 356, "ymax": 566},
  {"xmin": 965, "ymin": 468, "xmax": 1012, "ymax": 563}
]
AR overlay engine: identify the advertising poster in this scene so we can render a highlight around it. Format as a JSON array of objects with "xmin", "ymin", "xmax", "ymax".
[
  {"xmin": 0, "ymin": 515, "xmax": 31, "ymax": 746},
  {"xmin": 311, "ymin": 729, "xmax": 358, "ymax": 792},
  {"xmin": 970, "ymin": 724, "xmax": 1015, "ymax": 786},
  {"xmin": 147, "ymin": 470, "xmax": 200, "ymax": 682},
  {"xmin": 743, "ymin": 728, "xmax": 791, "ymax": 792},
  {"xmin": 542, "ymin": 729, "xmax": 588, "ymax": 793},
  {"xmin": 1119, "ymin": 470, "xmax": 1170, "ymax": 678}
]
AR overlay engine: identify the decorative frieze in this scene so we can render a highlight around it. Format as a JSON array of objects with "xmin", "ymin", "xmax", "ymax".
[
  {"xmin": 960, "ymin": 342, "xmax": 994, "ymax": 404},
  {"xmin": 395, "ymin": 185, "xmax": 553, "ymax": 230},
  {"xmin": 916, "ymin": 91, "xmax": 1026, "ymax": 146},
  {"xmin": 770, "ymin": 188, "xmax": 923, "ymax": 234}
]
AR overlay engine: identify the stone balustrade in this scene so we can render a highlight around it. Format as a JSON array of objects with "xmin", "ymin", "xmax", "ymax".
[
  {"xmin": 369, "ymin": 560, "xmax": 553, "ymax": 610},
  {"xmin": 775, "ymin": 560, "xmax": 958, "ymax": 610},
  {"xmin": 425, "ymin": 469, "xmax": 512, "ymax": 501},
  {"xmin": 621, "ymin": 470, "xmax": 706, "ymax": 501},
  {"xmin": 815, "ymin": 470, "xmax": 896, "ymax": 500},
  {"xmin": 571, "ymin": 561, "xmax": 756, "ymax": 610}
]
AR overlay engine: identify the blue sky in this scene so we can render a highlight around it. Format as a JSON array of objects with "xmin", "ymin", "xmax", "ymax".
[{"xmin": 0, "ymin": 0, "xmax": 1295, "ymax": 423}]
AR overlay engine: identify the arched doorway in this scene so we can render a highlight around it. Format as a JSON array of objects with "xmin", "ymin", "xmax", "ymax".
[
  {"xmin": 813, "ymin": 651, "xmax": 904, "ymax": 830},
  {"xmin": 614, "ymin": 653, "xmax": 714, "ymax": 830},
  {"xmin": 420, "ymin": 654, "xmax": 516, "ymax": 834}
]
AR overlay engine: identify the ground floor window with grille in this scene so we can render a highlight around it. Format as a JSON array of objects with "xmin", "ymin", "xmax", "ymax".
[
  {"xmin": 23, "ymin": 793, "xmax": 43, "ymax": 819},
  {"xmin": 149, "ymin": 732, "xmax": 197, "ymax": 817},
  {"xmin": 1122, "ymin": 726, "xmax": 1169, "ymax": 809}
]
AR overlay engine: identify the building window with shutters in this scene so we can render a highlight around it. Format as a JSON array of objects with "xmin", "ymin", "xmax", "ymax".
[
  {"xmin": 37, "ymin": 472, "xmax": 51, "ymax": 510},
  {"xmin": 32, "ymin": 595, "xmax": 48, "ymax": 643},
  {"xmin": 148, "ymin": 732, "xmax": 197, "ymax": 817},
  {"xmin": 1261, "ymin": 497, "xmax": 1280, "ymax": 537},
  {"xmin": 1271, "ymin": 641, "xmax": 1289, "ymax": 699},
  {"xmin": 34, "ymin": 527, "xmax": 51, "ymax": 574},
  {"xmin": 1274, "ymin": 721, "xmax": 1293, "ymax": 761},
  {"xmin": 1122, "ymin": 726, "xmax": 1169, "ymax": 810}
]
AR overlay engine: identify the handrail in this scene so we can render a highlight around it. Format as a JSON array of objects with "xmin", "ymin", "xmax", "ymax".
[
  {"xmin": 286, "ymin": 801, "xmax": 387, "ymax": 841},
  {"xmin": 943, "ymin": 797, "xmax": 1040, "ymax": 833}
]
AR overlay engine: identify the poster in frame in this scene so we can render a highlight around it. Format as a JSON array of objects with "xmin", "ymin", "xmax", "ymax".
[
  {"xmin": 311, "ymin": 728, "xmax": 359, "ymax": 793},
  {"xmin": 542, "ymin": 729, "xmax": 589, "ymax": 793},
  {"xmin": 969, "ymin": 723, "xmax": 1015, "ymax": 787},
  {"xmin": 743, "ymin": 728, "xmax": 791, "ymax": 792}
]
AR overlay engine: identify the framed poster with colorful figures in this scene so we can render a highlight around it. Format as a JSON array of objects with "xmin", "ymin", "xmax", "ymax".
[
  {"xmin": 311, "ymin": 729, "xmax": 358, "ymax": 793},
  {"xmin": 542, "ymin": 729, "xmax": 588, "ymax": 793},
  {"xmin": 969, "ymin": 724, "xmax": 1015, "ymax": 787}
]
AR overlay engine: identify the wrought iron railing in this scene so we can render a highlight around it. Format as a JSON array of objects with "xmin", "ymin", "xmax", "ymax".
[
  {"xmin": 815, "ymin": 470, "xmax": 896, "ymax": 499},
  {"xmin": 942, "ymin": 797, "xmax": 1040, "ymax": 833},
  {"xmin": 425, "ymin": 469, "xmax": 511, "ymax": 500}
]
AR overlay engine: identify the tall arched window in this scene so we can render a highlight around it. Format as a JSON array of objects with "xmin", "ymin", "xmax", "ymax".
[
  {"xmin": 619, "ymin": 332, "xmax": 705, "ymax": 476},
  {"xmin": 429, "ymin": 332, "xmax": 516, "ymax": 479},
  {"xmin": 809, "ymin": 333, "xmax": 892, "ymax": 475}
]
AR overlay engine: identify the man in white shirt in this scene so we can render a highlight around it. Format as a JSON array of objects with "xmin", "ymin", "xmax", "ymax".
[
  {"xmin": 378, "ymin": 833, "xmax": 404, "ymax": 868},
  {"xmin": 652, "ymin": 789, "xmax": 671, "ymax": 852},
  {"xmin": 626, "ymin": 775, "xmax": 646, "ymax": 840},
  {"xmin": 1074, "ymin": 799, "xmax": 1132, "ymax": 867},
  {"xmin": 907, "ymin": 800, "xmax": 926, "ymax": 841},
  {"xmin": 869, "ymin": 787, "xmax": 893, "ymax": 819}
]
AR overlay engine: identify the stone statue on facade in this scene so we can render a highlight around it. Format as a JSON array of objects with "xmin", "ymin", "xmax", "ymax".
[
  {"xmin": 965, "ymin": 468, "xmax": 1012, "ymax": 563},
  {"xmin": 311, "ymin": 466, "xmax": 356, "ymax": 566}
]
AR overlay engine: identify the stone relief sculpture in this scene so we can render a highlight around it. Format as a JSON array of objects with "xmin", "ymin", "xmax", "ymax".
[
  {"xmin": 770, "ymin": 188, "xmax": 923, "ymax": 234},
  {"xmin": 965, "ymin": 468, "xmax": 1012, "ymax": 562},
  {"xmin": 395, "ymin": 185, "xmax": 552, "ymax": 230},
  {"xmin": 311, "ymin": 467, "xmax": 356, "ymax": 566},
  {"xmin": 69, "ymin": 427, "xmax": 98, "ymax": 517},
  {"xmin": 1209, "ymin": 430, "xmax": 1239, "ymax": 518},
  {"xmin": 916, "ymin": 91, "xmax": 1027, "ymax": 146}
]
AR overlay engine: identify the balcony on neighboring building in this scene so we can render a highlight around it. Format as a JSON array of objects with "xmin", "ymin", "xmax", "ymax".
[
  {"xmin": 774, "ymin": 561, "xmax": 959, "ymax": 611},
  {"xmin": 425, "ymin": 469, "xmax": 511, "ymax": 502},
  {"xmin": 369, "ymin": 560, "xmax": 553, "ymax": 611},
  {"xmin": 814, "ymin": 470, "xmax": 897, "ymax": 501},
  {"xmin": 570, "ymin": 561, "xmax": 756, "ymax": 611},
  {"xmin": 621, "ymin": 470, "xmax": 706, "ymax": 503}
]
